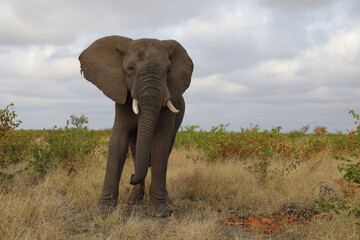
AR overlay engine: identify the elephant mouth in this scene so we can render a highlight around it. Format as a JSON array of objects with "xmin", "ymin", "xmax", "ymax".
[{"xmin": 132, "ymin": 98, "xmax": 179, "ymax": 115}]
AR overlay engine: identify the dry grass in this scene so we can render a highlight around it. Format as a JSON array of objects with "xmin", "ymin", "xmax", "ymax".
[{"xmin": 1, "ymin": 148, "xmax": 359, "ymax": 239}]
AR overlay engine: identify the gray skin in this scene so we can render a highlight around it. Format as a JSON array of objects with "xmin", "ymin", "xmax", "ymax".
[{"xmin": 78, "ymin": 36, "xmax": 193, "ymax": 217}]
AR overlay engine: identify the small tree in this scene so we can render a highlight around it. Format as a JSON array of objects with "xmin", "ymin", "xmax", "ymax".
[
  {"xmin": 300, "ymin": 125, "xmax": 310, "ymax": 134},
  {"xmin": 69, "ymin": 114, "xmax": 89, "ymax": 128}
]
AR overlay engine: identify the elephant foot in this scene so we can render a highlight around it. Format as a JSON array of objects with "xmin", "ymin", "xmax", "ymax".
[
  {"xmin": 98, "ymin": 200, "xmax": 117, "ymax": 218},
  {"xmin": 127, "ymin": 184, "xmax": 145, "ymax": 205},
  {"xmin": 148, "ymin": 193, "xmax": 173, "ymax": 217},
  {"xmin": 147, "ymin": 201, "xmax": 172, "ymax": 217}
]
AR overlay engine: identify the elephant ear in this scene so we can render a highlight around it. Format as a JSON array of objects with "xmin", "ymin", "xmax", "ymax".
[
  {"xmin": 162, "ymin": 40, "xmax": 193, "ymax": 99},
  {"xmin": 79, "ymin": 36, "xmax": 133, "ymax": 104}
]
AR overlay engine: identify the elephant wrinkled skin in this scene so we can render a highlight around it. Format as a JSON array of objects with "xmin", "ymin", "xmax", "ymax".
[{"xmin": 78, "ymin": 36, "xmax": 193, "ymax": 217}]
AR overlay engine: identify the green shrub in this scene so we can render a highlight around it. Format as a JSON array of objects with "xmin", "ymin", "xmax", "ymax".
[
  {"xmin": 174, "ymin": 124, "xmax": 202, "ymax": 149},
  {"xmin": 27, "ymin": 124, "xmax": 100, "ymax": 175},
  {"xmin": 177, "ymin": 124, "xmax": 301, "ymax": 163},
  {"xmin": 316, "ymin": 109, "xmax": 360, "ymax": 224},
  {"xmin": 175, "ymin": 124, "xmax": 314, "ymax": 183}
]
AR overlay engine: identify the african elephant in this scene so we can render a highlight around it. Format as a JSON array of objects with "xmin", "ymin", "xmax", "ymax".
[{"xmin": 78, "ymin": 36, "xmax": 193, "ymax": 217}]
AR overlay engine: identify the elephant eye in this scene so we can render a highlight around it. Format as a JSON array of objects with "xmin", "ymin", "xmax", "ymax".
[{"xmin": 128, "ymin": 66, "xmax": 134, "ymax": 71}]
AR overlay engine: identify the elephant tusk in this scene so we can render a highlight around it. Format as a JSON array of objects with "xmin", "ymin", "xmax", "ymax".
[
  {"xmin": 132, "ymin": 98, "xmax": 139, "ymax": 115},
  {"xmin": 167, "ymin": 100, "xmax": 180, "ymax": 114}
]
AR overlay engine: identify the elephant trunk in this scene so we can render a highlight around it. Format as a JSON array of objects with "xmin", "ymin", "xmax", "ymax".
[
  {"xmin": 130, "ymin": 66, "xmax": 163, "ymax": 185},
  {"xmin": 130, "ymin": 108, "xmax": 160, "ymax": 185}
]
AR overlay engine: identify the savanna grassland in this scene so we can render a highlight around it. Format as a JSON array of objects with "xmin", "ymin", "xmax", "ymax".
[{"xmin": 1, "ymin": 104, "xmax": 360, "ymax": 239}]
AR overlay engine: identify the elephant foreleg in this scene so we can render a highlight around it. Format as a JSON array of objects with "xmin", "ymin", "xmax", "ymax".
[
  {"xmin": 99, "ymin": 122, "xmax": 129, "ymax": 215},
  {"xmin": 148, "ymin": 109, "xmax": 176, "ymax": 217}
]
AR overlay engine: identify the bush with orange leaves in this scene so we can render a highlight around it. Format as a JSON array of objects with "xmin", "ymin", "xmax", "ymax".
[
  {"xmin": 313, "ymin": 126, "xmax": 328, "ymax": 136},
  {"xmin": 0, "ymin": 103, "xmax": 34, "ymax": 182},
  {"xmin": 0, "ymin": 103, "xmax": 22, "ymax": 136}
]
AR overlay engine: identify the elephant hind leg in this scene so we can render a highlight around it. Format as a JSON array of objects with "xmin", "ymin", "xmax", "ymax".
[{"xmin": 127, "ymin": 134, "xmax": 145, "ymax": 205}]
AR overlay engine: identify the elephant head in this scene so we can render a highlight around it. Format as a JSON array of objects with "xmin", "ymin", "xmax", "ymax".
[{"xmin": 79, "ymin": 36, "xmax": 193, "ymax": 185}]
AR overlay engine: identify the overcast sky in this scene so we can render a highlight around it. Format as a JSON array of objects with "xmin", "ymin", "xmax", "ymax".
[{"xmin": 1, "ymin": 0, "xmax": 359, "ymax": 132}]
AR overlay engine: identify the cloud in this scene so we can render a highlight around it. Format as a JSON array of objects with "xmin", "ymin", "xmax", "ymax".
[
  {"xmin": 0, "ymin": 0, "xmax": 359, "ymax": 132},
  {"xmin": 180, "ymin": 0, "xmax": 354, "ymax": 79},
  {"xmin": 183, "ymin": 17, "xmax": 360, "ymax": 131},
  {"xmin": 0, "ymin": 0, "xmax": 236, "ymax": 46},
  {"xmin": 0, "ymin": 1, "xmax": 84, "ymax": 45},
  {"xmin": 256, "ymin": 0, "xmax": 336, "ymax": 9},
  {"xmin": 181, "ymin": 4, "xmax": 265, "ymax": 76},
  {"xmin": 0, "ymin": 45, "xmax": 79, "ymax": 81}
]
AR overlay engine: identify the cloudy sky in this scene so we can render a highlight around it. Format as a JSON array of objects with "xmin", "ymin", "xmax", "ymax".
[{"xmin": 1, "ymin": 0, "xmax": 359, "ymax": 132}]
